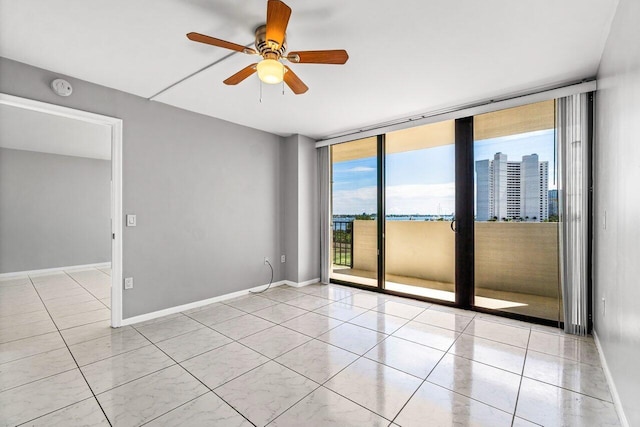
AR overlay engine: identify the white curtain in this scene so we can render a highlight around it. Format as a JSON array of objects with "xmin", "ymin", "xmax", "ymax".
[
  {"xmin": 557, "ymin": 93, "xmax": 590, "ymax": 336},
  {"xmin": 318, "ymin": 146, "xmax": 331, "ymax": 284}
]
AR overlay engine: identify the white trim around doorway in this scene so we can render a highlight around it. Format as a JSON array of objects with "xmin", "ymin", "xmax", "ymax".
[{"xmin": 0, "ymin": 93, "xmax": 124, "ymax": 328}]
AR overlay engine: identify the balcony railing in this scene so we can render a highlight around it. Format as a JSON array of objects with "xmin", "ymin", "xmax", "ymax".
[
  {"xmin": 331, "ymin": 219, "xmax": 561, "ymax": 320},
  {"xmin": 332, "ymin": 221, "xmax": 353, "ymax": 267},
  {"xmin": 331, "ymin": 220, "xmax": 560, "ymax": 303}
]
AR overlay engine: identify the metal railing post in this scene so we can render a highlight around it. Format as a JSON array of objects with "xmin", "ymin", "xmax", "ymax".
[{"xmin": 349, "ymin": 222, "xmax": 354, "ymax": 268}]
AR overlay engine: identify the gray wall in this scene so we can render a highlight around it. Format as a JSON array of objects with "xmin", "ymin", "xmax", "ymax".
[
  {"xmin": 297, "ymin": 135, "xmax": 319, "ymax": 283},
  {"xmin": 0, "ymin": 57, "xmax": 284, "ymax": 319},
  {"xmin": 594, "ymin": 0, "xmax": 640, "ymax": 425},
  {"xmin": 280, "ymin": 135, "xmax": 320, "ymax": 284},
  {"xmin": 281, "ymin": 135, "xmax": 299, "ymax": 282},
  {"xmin": 0, "ymin": 148, "xmax": 110, "ymax": 273}
]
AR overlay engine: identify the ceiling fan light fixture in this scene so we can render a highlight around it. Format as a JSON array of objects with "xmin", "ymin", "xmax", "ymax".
[{"xmin": 257, "ymin": 59, "xmax": 284, "ymax": 84}]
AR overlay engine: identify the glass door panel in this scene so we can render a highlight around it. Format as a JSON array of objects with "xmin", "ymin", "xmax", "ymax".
[
  {"xmin": 473, "ymin": 100, "xmax": 562, "ymax": 322},
  {"xmin": 330, "ymin": 137, "xmax": 378, "ymax": 287},
  {"xmin": 384, "ymin": 121, "xmax": 456, "ymax": 301}
]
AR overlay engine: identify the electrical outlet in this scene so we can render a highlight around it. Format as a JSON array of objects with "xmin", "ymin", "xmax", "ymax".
[
  {"xmin": 124, "ymin": 277, "xmax": 133, "ymax": 290},
  {"xmin": 264, "ymin": 257, "xmax": 269, "ymax": 265},
  {"xmin": 281, "ymin": 255, "xmax": 286, "ymax": 263}
]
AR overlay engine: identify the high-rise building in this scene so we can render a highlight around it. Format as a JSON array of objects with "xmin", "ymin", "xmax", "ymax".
[
  {"xmin": 476, "ymin": 153, "xmax": 549, "ymax": 221},
  {"xmin": 548, "ymin": 189, "xmax": 558, "ymax": 217}
]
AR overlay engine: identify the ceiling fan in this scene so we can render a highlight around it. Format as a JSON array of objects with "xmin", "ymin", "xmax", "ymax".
[{"xmin": 186, "ymin": 0, "xmax": 349, "ymax": 94}]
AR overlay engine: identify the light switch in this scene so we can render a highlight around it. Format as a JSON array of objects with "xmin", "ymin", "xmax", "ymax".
[{"xmin": 126, "ymin": 214, "xmax": 136, "ymax": 227}]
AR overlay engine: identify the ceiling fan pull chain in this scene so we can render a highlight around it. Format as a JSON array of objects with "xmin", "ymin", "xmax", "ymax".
[
  {"xmin": 282, "ymin": 80, "xmax": 285, "ymax": 95},
  {"xmin": 260, "ymin": 80, "xmax": 263, "ymax": 103}
]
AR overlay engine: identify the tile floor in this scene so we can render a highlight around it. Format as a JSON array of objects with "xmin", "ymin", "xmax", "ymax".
[{"xmin": 0, "ymin": 271, "xmax": 621, "ymax": 426}]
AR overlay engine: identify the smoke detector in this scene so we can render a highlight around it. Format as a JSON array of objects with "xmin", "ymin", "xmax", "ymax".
[{"xmin": 51, "ymin": 78, "xmax": 73, "ymax": 97}]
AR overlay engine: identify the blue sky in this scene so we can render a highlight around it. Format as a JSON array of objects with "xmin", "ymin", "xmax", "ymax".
[{"xmin": 332, "ymin": 129, "xmax": 556, "ymax": 215}]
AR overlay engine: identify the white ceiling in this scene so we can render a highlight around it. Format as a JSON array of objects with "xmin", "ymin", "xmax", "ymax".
[
  {"xmin": 0, "ymin": 0, "xmax": 618, "ymax": 140},
  {"xmin": 0, "ymin": 104, "xmax": 112, "ymax": 160}
]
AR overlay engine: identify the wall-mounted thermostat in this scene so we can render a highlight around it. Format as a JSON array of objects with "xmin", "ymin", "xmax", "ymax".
[{"xmin": 51, "ymin": 78, "xmax": 73, "ymax": 97}]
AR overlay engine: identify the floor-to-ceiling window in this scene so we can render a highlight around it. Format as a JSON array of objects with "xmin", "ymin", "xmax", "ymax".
[
  {"xmin": 384, "ymin": 121, "xmax": 456, "ymax": 302},
  {"xmin": 327, "ymin": 99, "xmax": 564, "ymax": 325},
  {"xmin": 473, "ymin": 100, "xmax": 561, "ymax": 322},
  {"xmin": 330, "ymin": 137, "xmax": 378, "ymax": 287}
]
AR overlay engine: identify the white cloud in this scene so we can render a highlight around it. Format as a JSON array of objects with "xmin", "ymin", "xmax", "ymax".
[
  {"xmin": 332, "ymin": 186, "xmax": 376, "ymax": 214},
  {"xmin": 332, "ymin": 182, "xmax": 455, "ymax": 215},
  {"xmin": 386, "ymin": 183, "xmax": 455, "ymax": 215},
  {"xmin": 345, "ymin": 166, "xmax": 375, "ymax": 172}
]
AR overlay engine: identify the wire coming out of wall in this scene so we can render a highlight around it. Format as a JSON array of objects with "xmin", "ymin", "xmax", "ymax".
[{"xmin": 250, "ymin": 259, "xmax": 274, "ymax": 294}]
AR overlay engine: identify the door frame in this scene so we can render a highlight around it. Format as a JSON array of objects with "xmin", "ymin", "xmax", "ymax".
[
  {"xmin": 455, "ymin": 117, "xmax": 475, "ymax": 309},
  {"xmin": 0, "ymin": 94, "xmax": 124, "ymax": 327},
  {"xmin": 376, "ymin": 134, "xmax": 386, "ymax": 291}
]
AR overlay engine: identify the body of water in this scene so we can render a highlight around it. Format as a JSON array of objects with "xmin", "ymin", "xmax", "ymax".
[{"xmin": 333, "ymin": 215, "xmax": 454, "ymax": 222}]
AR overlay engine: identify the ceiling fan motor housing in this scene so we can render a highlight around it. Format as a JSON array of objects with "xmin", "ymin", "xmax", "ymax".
[{"xmin": 255, "ymin": 24, "xmax": 287, "ymax": 58}]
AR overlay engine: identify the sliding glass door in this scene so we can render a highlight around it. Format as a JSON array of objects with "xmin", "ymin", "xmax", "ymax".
[
  {"xmin": 330, "ymin": 137, "xmax": 378, "ymax": 287},
  {"xmin": 328, "ymin": 99, "xmax": 567, "ymax": 325},
  {"xmin": 473, "ymin": 101, "xmax": 561, "ymax": 322},
  {"xmin": 384, "ymin": 121, "xmax": 456, "ymax": 302}
]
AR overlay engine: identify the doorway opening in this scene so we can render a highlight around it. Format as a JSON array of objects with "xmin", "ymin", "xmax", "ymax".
[{"xmin": 0, "ymin": 94, "xmax": 123, "ymax": 327}]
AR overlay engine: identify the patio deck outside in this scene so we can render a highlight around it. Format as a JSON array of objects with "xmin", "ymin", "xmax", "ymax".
[{"xmin": 331, "ymin": 219, "xmax": 562, "ymax": 321}]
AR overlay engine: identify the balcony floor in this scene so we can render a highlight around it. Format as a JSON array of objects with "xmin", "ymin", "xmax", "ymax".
[{"xmin": 331, "ymin": 267, "xmax": 562, "ymax": 322}]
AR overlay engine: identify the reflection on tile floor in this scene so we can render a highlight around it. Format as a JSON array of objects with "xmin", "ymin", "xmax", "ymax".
[{"xmin": 0, "ymin": 274, "xmax": 621, "ymax": 426}]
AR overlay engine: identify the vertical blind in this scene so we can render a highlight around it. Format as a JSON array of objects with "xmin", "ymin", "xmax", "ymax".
[{"xmin": 557, "ymin": 93, "xmax": 590, "ymax": 336}]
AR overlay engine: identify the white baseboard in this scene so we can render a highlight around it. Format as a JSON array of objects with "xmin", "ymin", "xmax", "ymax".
[
  {"xmin": 285, "ymin": 278, "xmax": 321, "ymax": 288},
  {"xmin": 0, "ymin": 262, "xmax": 112, "ymax": 279},
  {"xmin": 121, "ymin": 280, "xmax": 288, "ymax": 326},
  {"xmin": 593, "ymin": 330, "xmax": 629, "ymax": 427}
]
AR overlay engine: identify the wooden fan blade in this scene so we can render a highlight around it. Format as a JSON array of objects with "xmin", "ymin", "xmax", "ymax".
[
  {"xmin": 187, "ymin": 32, "xmax": 256, "ymax": 54},
  {"xmin": 283, "ymin": 66, "xmax": 308, "ymax": 94},
  {"xmin": 287, "ymin": 50, "xmax": 349, "ymax": 64},
  {"xmin": 223, "ymin": 64, "xmax": 258, "ymax": 85},
  {"xmin": 266, "ymin": 0, "xmax": 291, "ymax": 49}
]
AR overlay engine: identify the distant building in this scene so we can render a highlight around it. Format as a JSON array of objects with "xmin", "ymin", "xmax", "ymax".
[
  {"xmin": 548, "ymin": 189, "xmax": 558, "ymax": 217},
  {"xmin": 476, "ymin": 153, "xmax": 549, "ymax": 221}
]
